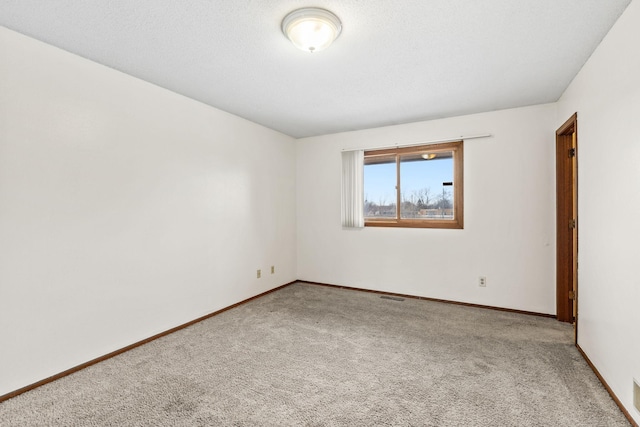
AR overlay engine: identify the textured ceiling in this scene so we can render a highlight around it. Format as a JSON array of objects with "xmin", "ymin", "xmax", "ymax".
[{"xmin": 0, "ymin": 1, "xmax": 632, "ymax": 138}]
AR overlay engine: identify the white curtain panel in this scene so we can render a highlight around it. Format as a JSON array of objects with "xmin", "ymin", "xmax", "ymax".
[{"xmin": 341, "ymin": 150, "xmax": 364, "ymax": 228}]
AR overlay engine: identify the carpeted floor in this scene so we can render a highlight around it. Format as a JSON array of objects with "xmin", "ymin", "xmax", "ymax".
[{"xmin": 0, "ymin": 282, "xmax": 630, "ymax": 426}]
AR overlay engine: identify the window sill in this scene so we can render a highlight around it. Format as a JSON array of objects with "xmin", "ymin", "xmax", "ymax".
[{"xmin": 365, "ymin": 219, "xmax": 463, "ymax": 229}]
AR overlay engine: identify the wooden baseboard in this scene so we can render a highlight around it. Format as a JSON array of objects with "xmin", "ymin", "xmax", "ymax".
[
  {"xmin": 298, "ymin": 280, "xmax": 556, "ymax": 318},
  {"xmin": 0, "ymin": 281, "xmax": 296, "ymax": 403},
  {"xmin": 576, "ymin": 344, "xmax": 638, "ymax": 427}
]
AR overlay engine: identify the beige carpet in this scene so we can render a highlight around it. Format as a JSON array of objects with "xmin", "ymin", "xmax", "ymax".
[{"xmin": 0, "ymin": 282, "xmax": 630, "ymax": 426}]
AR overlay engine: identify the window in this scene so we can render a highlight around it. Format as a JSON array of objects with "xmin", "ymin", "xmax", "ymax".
[{"xmin": 363, "ymin": 141, "xmax": 463, "ymax": 229}]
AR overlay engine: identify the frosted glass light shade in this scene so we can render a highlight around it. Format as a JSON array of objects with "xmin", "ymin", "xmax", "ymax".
[{"xmin": 282, "ymin": 8, "xmax": 342, "ymax": 53}]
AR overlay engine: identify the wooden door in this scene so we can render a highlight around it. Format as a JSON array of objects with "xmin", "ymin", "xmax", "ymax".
[{"xmin": 556, "ymin": 114, "xmax": 578, "ymax": 341}]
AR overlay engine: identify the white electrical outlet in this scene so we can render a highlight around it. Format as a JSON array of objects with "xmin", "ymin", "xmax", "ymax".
[
  {"xmin": 271, "ymin": 266, "xmax": 275, "ymax": 274},
  {"xmin": 479, "ymin": 276, "xmax": 487, "ymax": 287},
  {"xmin": 257, "ymin": 269, "xmax": 261, "ymax": 279}
]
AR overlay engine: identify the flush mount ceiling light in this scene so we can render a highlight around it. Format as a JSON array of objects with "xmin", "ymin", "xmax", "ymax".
[
  {"xmin": 282, "ymin": 7, "xmax": 342, "ymax": 53},
  {"xmin": 421, "ymin": 153, "xmax": 437, "ymax": 160}
]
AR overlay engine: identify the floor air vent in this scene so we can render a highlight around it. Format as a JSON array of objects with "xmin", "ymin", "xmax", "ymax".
[{"xmin": 380, "ymin": 295, "xmax": 405, "ymax": 302}]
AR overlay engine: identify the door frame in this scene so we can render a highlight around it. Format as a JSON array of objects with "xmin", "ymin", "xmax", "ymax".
[{"xmin": 555, "ymin": 113, "xmax": 578, "ymax": 341}]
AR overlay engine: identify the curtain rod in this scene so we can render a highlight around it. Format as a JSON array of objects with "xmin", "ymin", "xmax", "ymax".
[{"xmin": 341, "ymin": 133, "xmax": 492, "ymax": 152}]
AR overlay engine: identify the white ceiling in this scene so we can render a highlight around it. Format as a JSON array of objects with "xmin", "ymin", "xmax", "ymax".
[{"xmin": 0, "ymin": 1, "xmax": 631, "ymax": 138}]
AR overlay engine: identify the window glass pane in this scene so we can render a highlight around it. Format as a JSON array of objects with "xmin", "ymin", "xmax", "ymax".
[
  {"xmin": 364, "ymin": 156, "xmax": 397, "ymax": 218},
  {"xmin": 399, "ymin": 151, "xmax": 453, "ymax": 219}
]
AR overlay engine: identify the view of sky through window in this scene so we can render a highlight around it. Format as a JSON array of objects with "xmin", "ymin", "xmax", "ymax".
[{"xmin": 364, "ymin": 157, "xmax": 453, "ymax": 207}]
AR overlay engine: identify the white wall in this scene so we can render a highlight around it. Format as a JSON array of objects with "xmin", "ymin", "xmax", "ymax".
[
  {"xmin": 297, "ymin": 104, "xmax": 557, "ymax": 314},
  {"xmin": 556, "ymin": 1, "xmax": 640, "ymax": 423},
  {"xmin": 0, "ymin": 27, "xmax": 296, "ymax": 396}
]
